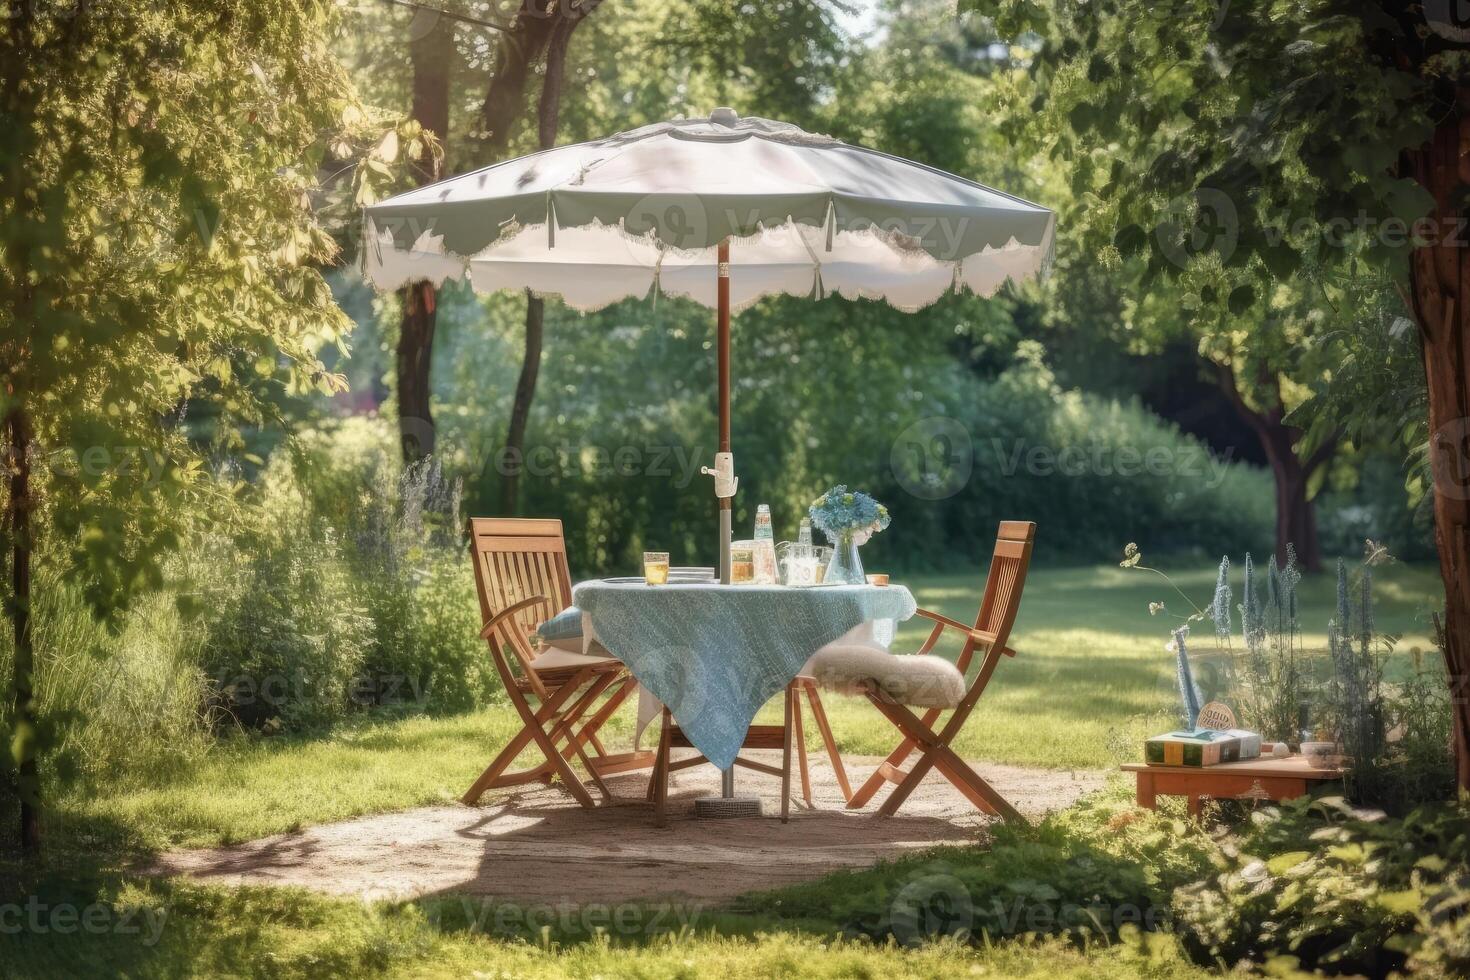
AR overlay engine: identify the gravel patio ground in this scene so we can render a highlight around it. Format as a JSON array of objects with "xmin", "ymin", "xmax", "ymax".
[{"xmin": 147, "ymin": 753, "xmax": 1106, "ymax": 905}]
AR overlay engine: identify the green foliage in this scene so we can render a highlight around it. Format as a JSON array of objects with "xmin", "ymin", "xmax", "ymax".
[
  {"xmin": 291, "ymin": 418, "xmax": 494, "ymax": 713},
  {"xmin": 434, "ymin": 281, "xmax": 1274, "ymax": 574},
  {"xmin": 969, "ymin": 0, "xmax": 1441, "ymax": 294},
  {"xmin": 1174, "ymin": 796, "xmax": 1470, "ymax": 977},
  {"xmin": 752, "ymin": 785, "xmax": 1470, "ymax": 976},
  {"xmin": 185, "ymin": 464, "xmax": 374, "ymax": 732},
  {"xmin": 1324, "ymin": 550, "xmax": 1455, "ymax": 805},
  {"xmin": 741, "ymin": 789, "xmax": 1219, "ymax": 948},
  {"xmin": 184, "ymin": 420, "xmax": 495, "ymax": 730},
  {"xmin": 0, "ymin": 0, "xmax": 403, "ymax": 611},
  {"xmin": 0, "ymin": 0, "xmax": 429, "ymax": 840}
]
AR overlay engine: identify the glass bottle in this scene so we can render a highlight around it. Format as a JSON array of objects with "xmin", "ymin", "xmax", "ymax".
[{"xmin": 753, "ymin": 504, "xmax": 777, "ymax": 584}]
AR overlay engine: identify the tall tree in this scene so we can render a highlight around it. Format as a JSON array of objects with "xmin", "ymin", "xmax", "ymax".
[
  {"xmin": 0, "ymin": 0, "xmax": 410, "ymax": 853},
  {"xmin": 391, "ymin": 0, "xmax": 599, "ymax": 469},
  {"xmin": 499, "ymin": 3, "xmax": 599, "ymax": 514},
  {"xmin": 395, "ymin": 12, "xmax": 453, "ymax": 462},
  {"xmin": 968, "ymin": 0, "xmax": 1470, "ymax": 787},
  {"xmin": 1213, "ymin": 361, "xmax": 1338, "ymax": 572},
  {"xmin": 1107, "ymin": 269, "xmax": 1345, "ymax": 571}
]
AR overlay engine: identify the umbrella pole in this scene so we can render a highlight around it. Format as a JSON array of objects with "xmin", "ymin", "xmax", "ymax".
[
  {"xmin": 717, "ymin": 238, "xmax": 737, "ymax": 803},
  {"xmin": 717, "ymin": 238, "xmax": 732, "ymax": 587},
  {"xmin": 696, "ymin": 237, "xmax": 759, "ymax": 818}
]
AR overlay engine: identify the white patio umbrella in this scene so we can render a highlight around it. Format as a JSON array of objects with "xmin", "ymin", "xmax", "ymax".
[{"xmin": 363, "ymin": 107, "xmax": 1055, "ymax": 584}]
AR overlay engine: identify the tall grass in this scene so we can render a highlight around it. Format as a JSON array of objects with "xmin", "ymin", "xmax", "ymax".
[{"xmin": 0, "ymin": 570, "xmax": 211, "ymax": 801}]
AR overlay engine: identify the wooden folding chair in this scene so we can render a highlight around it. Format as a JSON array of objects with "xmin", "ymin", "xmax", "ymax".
[
  {"xmin": 461, "ymin": 518, "xmax": 654, "ymax": 808},
  {"xmin": 846, "ymin": 521, "xmax": 1036, "ymax": 820},
  {"xmin": 644, "ymin": 674, "xmax": 851, "ymax": 825}
]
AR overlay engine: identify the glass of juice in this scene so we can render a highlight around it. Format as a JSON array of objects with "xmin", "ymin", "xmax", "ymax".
[
  {"xmin": 730, "ymin": 545, "xmax": 756, "ymax": 584},
  {"xmin": 643, "ymin": 552, "xmax": 670, "ymax": 585}
]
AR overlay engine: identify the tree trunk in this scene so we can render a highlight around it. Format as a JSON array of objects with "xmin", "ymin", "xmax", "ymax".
[
  {"xmin": 395, "ymin": 14, "xmax": 452, "ymax": 463},
  {"xmin": 1259, "ymin": 424, "xmax": 1324, "ymax": 574},
  {"xmin": 1403, "ymin": 103, "xmax": 1470, "ymax": 792},
  {"xmin": 1214, "ymin": 362, "xmax": 1331, "ymax": 573},
  {"xmin": 397, "ymin": 279, "xmax": 438, "ymax": 461},
  {"xmin": 501, "ymin": 293, "xmax": 544, "ymax": 514},
  {"xmin": 5, "ymin": 409, "xmax": 40, "ymax": 855},
  {"xmin": 475, "ymin": 2, "xmax": 558, "ymax": 158},
  {"xmin": 497, "ymin": 8, "xmax": 588, "ymax": 514}
]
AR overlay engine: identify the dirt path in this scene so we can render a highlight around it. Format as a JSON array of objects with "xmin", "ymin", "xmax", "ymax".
[{"xmin": 147, "ymin": 754, "xmax": 1105, "ymax": 906}]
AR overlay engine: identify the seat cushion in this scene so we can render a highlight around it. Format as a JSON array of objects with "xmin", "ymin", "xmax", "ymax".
[
  {"xmin": 803, "ymin": 645, "xmax": 966, "ymax": 708},
  {"xmin": 531, "ymin": 646, "xmax": 617, "ymax": 672}
]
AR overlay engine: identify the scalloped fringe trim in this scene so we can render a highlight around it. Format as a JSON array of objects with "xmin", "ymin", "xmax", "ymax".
[{"xmin": 361, "ymin": 217, "xmax": 1053, "ymax": 314}]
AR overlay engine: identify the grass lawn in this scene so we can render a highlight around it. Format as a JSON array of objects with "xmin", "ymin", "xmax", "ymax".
[
  {"xmin": 55, "ymin": 560, "xmax": 1444, "ymax": 856},
  {"xmin": 3, "ymin": 873, "xmax": 1216, "ymax": 979},
  {"xmin": 3, "ymin": 560, "xmax": 1445, "ymax": 978}
]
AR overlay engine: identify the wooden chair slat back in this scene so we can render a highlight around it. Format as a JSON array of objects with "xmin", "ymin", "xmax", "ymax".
[
  {"xmin": 468, "ymin": 518, "xmax": 574, "ymax": 684},
  {"xmin": 970, "ymin": 521, "xmax": 1036, "ymax": 656}
]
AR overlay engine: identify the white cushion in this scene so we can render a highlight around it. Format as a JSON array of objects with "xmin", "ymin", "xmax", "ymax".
[
  {"xmin": 545, "ymin": 634, "xmax": 586, "ymax": 653},
  {"xmin": 531, "ymin": 646, "xmax": 616, "ymax": 671},
  {"xmin": 803, "ymin": 645, "xmax": 966, "ymax": 708}
]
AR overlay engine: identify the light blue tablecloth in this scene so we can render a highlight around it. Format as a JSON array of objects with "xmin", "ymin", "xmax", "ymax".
[{"xmin": 571, "ymin": 581, "xmax": 916, "ymax": 769}]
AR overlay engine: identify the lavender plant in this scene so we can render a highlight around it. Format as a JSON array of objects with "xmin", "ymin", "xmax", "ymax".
[
  {"xmin": 1210, "ymin": 556, "xmax": 1233, "ymax": 646},
  {"xmin": 1235, "ymin": 549, "xmax": 1305, "ymax": 743},
  {"xmin": 1322, "ymin": 542, "xmax": 1453, "ymax": 803}
]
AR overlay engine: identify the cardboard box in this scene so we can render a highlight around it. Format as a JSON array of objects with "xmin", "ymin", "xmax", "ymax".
[
  {"xmin": 1223, "ymin": 729, "xmax": 1262, "ymax": 760},
  {"xmin": 1145, "ymin": 728, "xmax": 1245, "ymax": 767}
]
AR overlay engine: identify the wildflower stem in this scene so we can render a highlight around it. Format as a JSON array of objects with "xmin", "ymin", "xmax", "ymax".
[{"xmin": 1133, "ymin": 565, "xmax": 1208, "ymax": 619}]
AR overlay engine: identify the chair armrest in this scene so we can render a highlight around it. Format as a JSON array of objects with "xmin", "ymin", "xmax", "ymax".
[
  {"xmin": 480, "ymin": 595, "xmax": 555, "ymax": 640},
  {"xmin": 914, "ymin": 607, "xmax": 997, "ymax": 646}
]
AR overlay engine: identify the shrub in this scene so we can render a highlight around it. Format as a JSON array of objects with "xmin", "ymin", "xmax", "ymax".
[
  {"xmin": 1322, "ymin": 553, "xmax": 1455, "ymax": 805},
  {"xmin": 440, "ymin": 296, "xmax": 1277, "ymax": 575},
  {"xmin": 751, "ymin": 786, "xmax": 1468, "ymax": 977},
  {"xmin": 1174, "ymin": 796, "xmax": 1470, "ymax": 978},
  {"xmin": 288, "ymin": 417, "xmax": 495, "ymax": 712},
  {"xmin": 751, "ymin": 788, "xmax": 1220, "ymax": 948},
  {"xmin": 186, "ymin": 463, "xmax": 373, "ymax": 732}
]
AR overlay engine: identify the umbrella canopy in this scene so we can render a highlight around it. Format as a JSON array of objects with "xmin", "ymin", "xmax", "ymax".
[
  {"xmin": 362, "ymin": 108, "xmax": 1055, "ymax": 312},
  {"xmin": 361, "ymin": 107, "xmax": 1056, "ymax": 587}
]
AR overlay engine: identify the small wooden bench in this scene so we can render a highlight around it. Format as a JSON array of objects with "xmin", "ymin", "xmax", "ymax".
[{"xmin": 1122, "ymin": 756, "xmax": 1344, "ymax": 817}]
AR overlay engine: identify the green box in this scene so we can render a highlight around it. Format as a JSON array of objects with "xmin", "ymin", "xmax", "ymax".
[{"xmin": 1145, "ymin": 728, "xmax": 1244, "ymax": 767}]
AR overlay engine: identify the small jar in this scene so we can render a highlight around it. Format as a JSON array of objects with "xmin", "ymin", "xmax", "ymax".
[{"xmin": 730, "ymin": 545, "xmax": 756, "ymax": 584}]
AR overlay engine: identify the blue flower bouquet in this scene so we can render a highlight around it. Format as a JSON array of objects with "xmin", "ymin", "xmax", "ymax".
[{"xmin": 809, "ymin": 486, "xmax": 891, "ymax": 584}]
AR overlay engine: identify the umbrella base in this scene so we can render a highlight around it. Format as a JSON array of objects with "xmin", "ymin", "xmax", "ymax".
[{"xmin": 693, "ymin": 795, "xmax": 763, "ymax": 819}]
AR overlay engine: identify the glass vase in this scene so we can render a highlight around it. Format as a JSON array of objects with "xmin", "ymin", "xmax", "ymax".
[{"xmin": 824, "ymin": 530, "xmax": 866, "ymax": 585}]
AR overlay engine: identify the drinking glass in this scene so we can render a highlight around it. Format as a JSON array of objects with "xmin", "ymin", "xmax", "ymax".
[
  {"xmin": 814, "ymin": 546, "xmax": 834, "ymax": 583},
  {"xmin": 643, "ymin": 551, "xmax": 670, "ymax": 585},
  {"xmin": 730, "ymin": 545, "xmax": 756, "ymax": 584}
]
